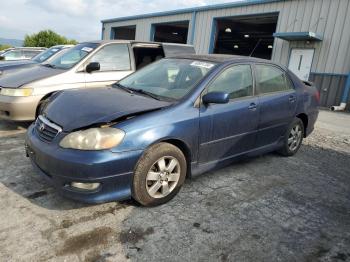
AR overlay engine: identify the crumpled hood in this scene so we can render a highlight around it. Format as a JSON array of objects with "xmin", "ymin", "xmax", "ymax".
[
  {"xmin": 45, "ymin": 87, "xmax": 172, "ymax": 132},
  {"xmin": 0, "ymin": 64, "xmax": 64, "ymax": 88}
]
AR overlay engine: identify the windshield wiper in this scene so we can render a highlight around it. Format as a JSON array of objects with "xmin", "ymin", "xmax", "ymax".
[
  {"xmin": 42, "ymin": 63, "xmax": 56, "ymax": 68},
  {"xmin": 128, "ymin": 88, "xmax": 162, "ymax": 101},
  {"xmin": 112, "ymin": 83, "xmax": 134, "ymax": 94},
  {"xmin": 113, "ymin": 84, "xmax": 164, "ymax": 101}
]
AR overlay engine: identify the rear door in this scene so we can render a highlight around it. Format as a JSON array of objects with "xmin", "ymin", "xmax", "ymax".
[
  {"xmin": 162, "ymin": 43, "xmax": 195, "ymax": 57},
  {"xmin": 199, "ymin": 64, "xmax": 259, "ymax": 163},
  {"xmin": 254, "ymin": 64, "xmax": 297, "ymax": 148},
  {"xmin": 84, "ymin": 43, "xmax": 133, "ymax": 88}
]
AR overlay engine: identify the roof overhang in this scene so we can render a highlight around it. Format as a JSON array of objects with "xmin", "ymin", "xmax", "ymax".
[{"xmin": 273, "ymin": 32, "xmax": 323, "ymax": 41}]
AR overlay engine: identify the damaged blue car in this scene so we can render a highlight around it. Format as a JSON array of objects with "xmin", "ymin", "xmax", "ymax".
[{"xmin": 25, "ymin": 55, "xmax": 319, "ymax": 206}]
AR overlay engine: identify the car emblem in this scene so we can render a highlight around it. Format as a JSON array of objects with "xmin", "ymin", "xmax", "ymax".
[{"xmin": 39, "ymin": 123, "xmax": 46, "ymax": 132}]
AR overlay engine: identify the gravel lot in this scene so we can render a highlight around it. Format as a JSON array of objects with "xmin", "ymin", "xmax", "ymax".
[{"xmin": 0, "ymin": 110, "xmax": 349, "ymax": 262}]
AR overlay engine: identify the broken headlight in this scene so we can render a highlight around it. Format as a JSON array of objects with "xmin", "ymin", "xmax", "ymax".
[{"xmin": 59, "ymin": 127, "xmax": 125, "ymax": 150}]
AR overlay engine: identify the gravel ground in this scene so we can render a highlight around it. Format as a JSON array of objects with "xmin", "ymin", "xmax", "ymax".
[{"xmin": 0, "ymin": 110, "xmax": 349, "ymax": 262}]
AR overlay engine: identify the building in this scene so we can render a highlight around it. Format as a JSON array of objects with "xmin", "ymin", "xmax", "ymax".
[{"xmin": 101, "ymin": 0, "xmax": 350, "ymax": 109}]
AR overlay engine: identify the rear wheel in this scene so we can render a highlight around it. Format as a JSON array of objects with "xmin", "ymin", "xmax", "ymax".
[
  {"xmin": 132, "ymin": 143, "xmax": 186, "ymax": 206},
  {"xmin": 278, "ymin": 118, "xmax": 304, "ymax": 156}
]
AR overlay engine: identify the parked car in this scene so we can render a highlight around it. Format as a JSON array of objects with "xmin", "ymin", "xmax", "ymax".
[
  {"xmin": 0, "ymin": 48, "xmax": 11, "ymax": 55},
  {"xmin": 0, "ymin": 45, "xmax": 73, "ymax": 77},
  {"xmin": 0, "ymin": 40, "xmax": 195, "ymax": 121},
  {"xmin": 25, "ymin": 55, "xmax": 319, "ymax": 206},
  {"xmin": 0, "ymin": 47, "xmax": 46, "ymax": 61}
]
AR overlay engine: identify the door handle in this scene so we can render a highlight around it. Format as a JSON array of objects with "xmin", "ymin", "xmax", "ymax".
[
  {"xmin": 289, "ymin": 96, "xmax": 296, "ymax": 103},
  {"xmin": 248, "ymin": 103, "xmax": 257, "ymax": 111}
]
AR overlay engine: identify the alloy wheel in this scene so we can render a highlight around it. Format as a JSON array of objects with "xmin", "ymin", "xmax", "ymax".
[
  {"xmin": 146, "ymin": 156, "xmax": 181, "ymax": 198},
  {"xmin": 288, "ymin": 124, "xmax": 302, "ymax": 152}
]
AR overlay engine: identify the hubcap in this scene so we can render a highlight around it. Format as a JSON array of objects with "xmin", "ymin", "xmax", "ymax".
[
  {"xmin": 146, "ymin": 156, "xmax": 181, "ymax": 198},
  {"xmin": 288, "ymin": 124, "xmax": 302, "ymax": 151}
]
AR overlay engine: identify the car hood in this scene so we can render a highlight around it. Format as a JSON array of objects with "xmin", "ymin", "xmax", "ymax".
[
  {"xmin": 45, "ymin": 87, "xmax": 172, "ymax": 132},
  {"xmin": 0, "ymin": 60, "xmax": 35, "ymax": 68},
  {"xmin": 0, "ymin": 65, "xmax": 64, "ymax": 88}
]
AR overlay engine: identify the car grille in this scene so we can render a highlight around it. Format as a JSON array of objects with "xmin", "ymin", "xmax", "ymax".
[{"xmin": 35, "ymin": 115, "xmax": 62, "ymax": 143}]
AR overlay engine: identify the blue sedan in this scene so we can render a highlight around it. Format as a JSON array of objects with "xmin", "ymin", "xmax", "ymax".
[{"xmin": 25, "ymin": 55, "xmax": 319, "ymax": 206}]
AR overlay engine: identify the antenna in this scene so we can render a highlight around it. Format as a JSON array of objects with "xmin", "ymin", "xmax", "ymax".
[{"xmin": 249, "ymin": 38, "xmax": 262, "ymax": 57}]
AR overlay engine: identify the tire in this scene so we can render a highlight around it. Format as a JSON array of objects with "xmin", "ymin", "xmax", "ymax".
[
  {"xmin": 132, "ymin": 142, "xmax": 187, "ymax": 206},
  {"xmin": 278, "ymin": 118, "xmax": 304, "ymax": 156}
]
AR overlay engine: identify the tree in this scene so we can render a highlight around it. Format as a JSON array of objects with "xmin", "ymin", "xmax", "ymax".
[{"xmin": 23, "ymin": 30, "xmax": 78, "ymax": 48}]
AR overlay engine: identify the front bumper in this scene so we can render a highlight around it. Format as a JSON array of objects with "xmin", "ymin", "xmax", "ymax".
[
  {"xmin": 25, "ymin": 124, "xmax": 144, "ymax": 203},
  {"xmin": 0, "ymin": 94, "xmax": 42, "ymax": 121}
]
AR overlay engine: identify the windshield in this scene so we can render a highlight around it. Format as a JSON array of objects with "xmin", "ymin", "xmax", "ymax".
[
  {"xmin": 46, "ymin": 43, "xmax": 99, "ymax": 69},
  {"xmin": 32, "ymin": 46, "xmax": 64, "ymax": 63},
  {"xmin": 118, "ymin": 58, "xmax": 216, "ymax": 100}
]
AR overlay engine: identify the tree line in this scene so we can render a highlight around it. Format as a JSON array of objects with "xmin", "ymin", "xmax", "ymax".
[{"xmin": 1, "ymin": 30, "xmax": 78, "ymax": 50}]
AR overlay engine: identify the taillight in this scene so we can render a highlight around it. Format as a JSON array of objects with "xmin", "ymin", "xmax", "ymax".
[{"xmin": 314, "ymin": 89, "xmax": 320, "ymax": 103}]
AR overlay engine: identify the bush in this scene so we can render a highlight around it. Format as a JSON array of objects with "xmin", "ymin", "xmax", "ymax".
[
  {"xmin": 0, "ymin": 44, "xmax": 12, "ymax": 51},
  {"xmin": 23, "ymin": 30, "xmax": 78, "ymax": 48}
]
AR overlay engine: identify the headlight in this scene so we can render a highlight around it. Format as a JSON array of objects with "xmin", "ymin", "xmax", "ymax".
[
  {"xmin": 59, "ymin": 127, "xmax": 125, "ymax": 150},
  {"xmin": 0, "ymin": 88, "xmax": 33, "ymax": 97}
]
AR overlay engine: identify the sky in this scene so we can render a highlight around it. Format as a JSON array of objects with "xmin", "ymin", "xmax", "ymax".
[{"xmin": 0, "ymin": 0, "xmax": 239, "ymax": 41}]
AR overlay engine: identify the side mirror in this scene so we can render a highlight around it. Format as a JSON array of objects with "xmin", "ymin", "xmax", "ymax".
[
  {"xmin": 86, "ymin": 62, "xmax": 100, "ymax": 73},
  {"xmin": 0, "ymin": 55, "xmax": 5, "ymax": 61},
  {"xmin": 202, "ymin": 92, "xmax": 229, "ymax": 105}
]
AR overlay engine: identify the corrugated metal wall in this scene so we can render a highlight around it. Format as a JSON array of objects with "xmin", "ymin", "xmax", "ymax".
[
  {"xmin": 103, "ymin": 0, "xmax": 350, "ymax": 75},
  {"xmin": 309, "ymin": 73, "xmax": 350, "ymax": 108},
  {"xmin": 104, "ymin": 13, "xmax": 193, "ymax": 46},
  {"xmin": 103, "ymin": 0, "xmax": 350, "ymax": 107}
]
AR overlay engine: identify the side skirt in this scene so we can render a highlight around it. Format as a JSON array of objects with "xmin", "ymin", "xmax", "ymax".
[{"xmin": 190, "ymin": 137, "xmax": 284, "ymax": 177}]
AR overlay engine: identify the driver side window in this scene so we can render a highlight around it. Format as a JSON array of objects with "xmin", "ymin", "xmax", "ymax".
[
  {"xmin": 207, "ymin": 65, "xmax": 253, "ymax": 100},
  {"xmin": 90, "ymin": 44, "xmax": 131, "ymax": 71}
]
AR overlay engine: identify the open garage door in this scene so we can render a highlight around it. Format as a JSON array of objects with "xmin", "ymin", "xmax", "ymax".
[
  {"xmin": 152, "ymin": 21, "xmax": 189, "ymax": 44},
  {"xmin": 112, "ymin": 25, "xmax": 136, "ymax": 40},
  {"xmin": 212, "ymin": 14, "xmax": 278, "ymax": 59}
]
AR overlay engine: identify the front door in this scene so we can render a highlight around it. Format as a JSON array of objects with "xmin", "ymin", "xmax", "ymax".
[
  {"xmin": 288, "ymin": 48, "xmax": 314, "ymax": 81},
  {"xmin": 84, "ymin": 43, "xmax": 133, "ymax": 88},
  {"xmin": 199, "ymin": 64, "xmax": 259, "ymax": 163}
]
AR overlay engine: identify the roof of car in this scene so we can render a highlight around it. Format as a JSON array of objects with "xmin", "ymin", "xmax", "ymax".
[
  {"xmin": 3, "ymin": 47, "xmax": 47, "ymax": 51},
  {"xmin": 51, "ymin": 44, "xmax": 74, "ymax": 48},
  {"xmin": 169, "ymin": 54, "xmax": 282, "ymax": 66},
  {"xmin": 81, "ymin": 40, "xmax": 193, "ymax": 47}
]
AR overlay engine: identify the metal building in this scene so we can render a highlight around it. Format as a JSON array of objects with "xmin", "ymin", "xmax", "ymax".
[{"xmin": 101, "ymin": 0, "xmax": 350, "ymax": 109}]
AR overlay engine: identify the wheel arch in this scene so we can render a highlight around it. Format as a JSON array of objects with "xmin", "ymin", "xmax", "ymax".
[
  {"xmin": 35, "ymin": 91, "xmax": 56, "ymax": 117},
  {"xmin": 296, "ymin": 113, "xmax": 308, "ymax": 137},
  {"xmin": 143, "ymin": 138, "xmax": 193, "ymax": 179}
]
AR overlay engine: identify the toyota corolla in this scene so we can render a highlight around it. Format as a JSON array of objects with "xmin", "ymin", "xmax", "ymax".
[{"xmin": 25, "ymin": 55, "xmax": 319, "ymax": 206}]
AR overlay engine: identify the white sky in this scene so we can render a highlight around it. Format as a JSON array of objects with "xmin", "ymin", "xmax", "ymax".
[{"xmin": 0, "ymin": 0, "xmax": 240, "ymax": 41}]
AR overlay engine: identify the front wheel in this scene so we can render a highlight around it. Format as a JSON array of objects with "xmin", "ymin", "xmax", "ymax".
[
  {"xmin": 132, "ymin": 143, "xmax": 187, "ymax": 206},
  {"xmin": 278, "ymin": 118, "xmax": 304, "ymax": 156}
]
